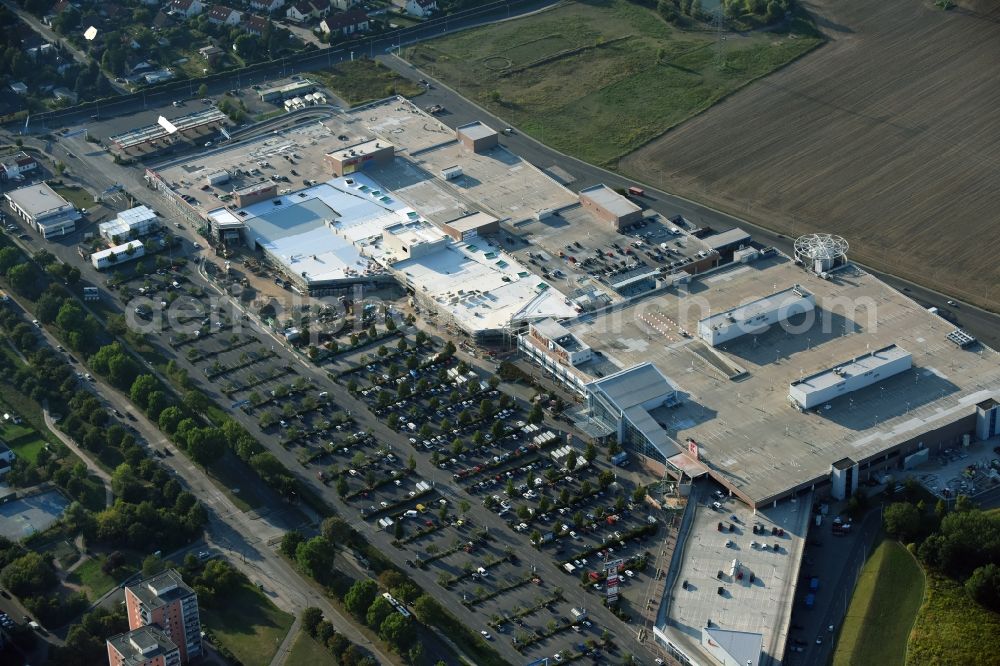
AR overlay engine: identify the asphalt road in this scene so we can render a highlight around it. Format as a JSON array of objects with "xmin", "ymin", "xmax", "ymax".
[{"xmin": 794, "ymin": 508, "xmax": 883, "ymax": 665}]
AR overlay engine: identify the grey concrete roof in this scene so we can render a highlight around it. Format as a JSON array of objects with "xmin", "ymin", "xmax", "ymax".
[
  {"xmin": 704, "ymin": 626, "xmax": 763, "ymax": 666},
  {"xmin": 126, "ymin": 569, "xmax": 194, "ymax": 610},
  {"xmin": 579, "ymin": 184, "xmax": 641, "ymax": 218},
  {"xmin": 588, "ymin": 362, "xmax": 677, "ymax": 412},
  {"xmin": 704, "ymin": 227, "xmax": 751, "ymax": 250},
  {"xmin": 107, "ymin": 626, "xmax": 178, "ymax": 664},
  {"xmin": 4, "ymin": 182, "xmax": 74, "ymax": 218},
  {"xmin": 456, "ymin": 121, "xmax": 498, "ymax": 141}
]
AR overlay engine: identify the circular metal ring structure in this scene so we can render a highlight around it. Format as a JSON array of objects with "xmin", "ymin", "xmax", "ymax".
[{"xmin": 794, "ymin": 233, "xmax": 849, "ymax": 264}]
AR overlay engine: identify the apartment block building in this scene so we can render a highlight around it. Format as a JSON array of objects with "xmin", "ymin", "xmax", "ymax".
[
  {"xmin": 107, "ymin": 625, "xmax": 181, "ymax": 666},
  {"xmin": 122, "ymin": 570, "xmax": 202, "ymax": 663}
]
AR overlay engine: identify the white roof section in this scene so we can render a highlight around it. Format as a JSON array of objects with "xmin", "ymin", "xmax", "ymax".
[
  {"xmin": 705, "ymin": 227, "xmax": 751, "ymax": 250},
  {"xmin": 580, "ymin": 184, "xmax": 641, "ymax": 217},
  {"xmin": 392, "ymin": 236, "xmax": 577, "ymax": 332},
  {"xmin": 704, "ymin": 627, "xmax": 763, "ymax": 666},
  {"xmin": 446, "ymin": 211, "xmax": 498, "ymax": 232},
  {"xmin": 157, "ymin": 116, "xmax": 178, "ymax": 134},
  {"xmin": 699, "ymin": 285, "xmax": 813, "ymax": 332},
  {"xmin": 791, "ymin": 344, "xmax": 912, "ymax": 394},
  {"xmin": 457, "ymin": 121, "xmax": 497, "ymax": 141},
  {"xmin": 214, "ymin": 174, "xmax": 413, "ymax": 285},
  {"xmin": 92, "ymin": 240, "xmax": 144, "ymax": 261},
  {"xmin": 117, "ymin": 205, "xmax": 158, "ymax": 225}
]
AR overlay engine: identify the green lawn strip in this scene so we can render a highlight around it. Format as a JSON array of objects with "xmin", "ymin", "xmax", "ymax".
[
  {"xmin": 312, "ymin": 59, "xmax": 424, "ymax": 107},
  {"xmin": 65, "ymin": 557, "xmax": 123, "ymax": 600},
  {"xmin": 906, "ymin": 572, "xmax": 1000, "ymax": 666},
  {"xmin": 201, "ymin": 582, "xmax": 295, "ymax": 666},
  {"xmin": 832, "ymin": 537, "xmax": 924, "ymax": 666},
  {"xmin": 405, "ymin": 0, "xmax": 820, "ymax": 166},
  {"xmin": 286, "ymin": 630, "xmax": 340, "ymax": 665},
  {"xmin": 50, "ymin": 184, "xmax": 94, "ymax": 210}
]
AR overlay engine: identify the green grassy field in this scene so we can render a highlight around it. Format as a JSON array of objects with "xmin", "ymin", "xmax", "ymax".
[
  {"xmin": 50, "ymin": 184, "xmax": 94, "ymax": 210},
  {"xmin": 66, "ymin": 557, "xmax": 122, "ymax": 600},
  {"xmin": 201, "ymin": 583, "xmax": 294, "ymax": 666},
  {"xmin": 405, "ymin": 0, "xmax": 821, "ymax": 166},
  {"xmin": 313, "ymin": 59, "xmax": 425, "ymax": 107},
  {"xmin": 0, "ymin": 421, "xmax": 48, "ymax": 464},
  {"xmin": 832, "ymin": 538, "xmax": 924, "ymax": 666},
  {"xmin": 907, "ymin": 573, "xmax": 1000, "ymax": 666},
  {"xmin": 286, "ymin": 630, "xmax": 339, "ymax": 665}
]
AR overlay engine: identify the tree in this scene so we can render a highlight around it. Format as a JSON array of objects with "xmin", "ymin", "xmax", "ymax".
[
  {"xmin": 130, "ymin": 374, "xmax": 158, "ymax": 407},
  {"xmin": 379, "ymin": 613, "xmax": 416, "ymax": 651},
  {"xmin": 366, "ymin": 595, "xmax": 394, "ymax": 629},
  {"xmin": 158, "ymin": 406, "xmax": 183, "ymax": 435},
  {"xmin": 965, "ymin": 564, "xmax": 1000, "ymax": 612},
  {"xmin": 528, "ymin": 403, "xmax": 543, "ymax": 424},
  {"xmin": 141, "ymin": 554, "xmax": 165, "ymax": 577},
  {"xmin": 197, "ymin": 83, "xmax": 208, "ymax": 97},
  {"xmin": 7, "ymin": 263, "xmax": 38, "ymax": 296},
  {"xmin": 883, "ymin": 502, "xmax": 922, "ymax": 542},
  {"xmin": 186, "ymin": 427, "xmax": 226, "ymax": 466},
  {"xmin": 565, "ymin": 450, "xmax": 578, "ymax": 472},
  {"xmin": 301, "ymin": 606, "xmax": 323, "ymax": 636},
  {"xmin": 344, "ymin": 579, "xmax": 378, "ymax": 620},
  {"xmin": 296, "ymin": 536, "xmax": 335, "ymax": 579},
  {"xmin": 280, "ymin": 530, "xmax": 305, "ymax": 558},
  {"xmin": 1, "ymin": 552, "xmax": 57, "ymax": 596},
  {"xmin": 584, "ymin": 442, "xmax": 597, "ymax": 463}
]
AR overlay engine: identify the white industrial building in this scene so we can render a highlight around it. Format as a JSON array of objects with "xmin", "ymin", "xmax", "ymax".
[
  {"xmin": 98, "ymin": 205, "xmax": 159, "ymax": 241},
  {"xmin": 788, "ymin": 344, "xmax": 913, "ymax": 410},
  {"xmin": 698, "ymin": 285, "xmax": 815, "ymax": 346},
  {"xmin": 3, "ymin": 182, "xmax": 81, "ymax": 239},
  {"xmin": 91, "ymin": 240, "xmax": 145, "ymax": 270}
]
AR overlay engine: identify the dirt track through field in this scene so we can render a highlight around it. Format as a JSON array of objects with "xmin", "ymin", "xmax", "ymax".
[{"xmin": 620, "ymin": 0, "xmax": 1000, "ymax": 309}]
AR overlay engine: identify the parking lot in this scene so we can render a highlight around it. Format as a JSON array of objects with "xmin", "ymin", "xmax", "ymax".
[{"xmin": 659, "ymin": 484, "xmax": 808, "ymax": 664}]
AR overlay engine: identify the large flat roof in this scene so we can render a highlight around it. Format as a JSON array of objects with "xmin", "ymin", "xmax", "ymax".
[
  {"xmin": 563, "ymin": 255, "xmax": 1000, "ymax": 505},
  {"xmin": 580, "ymin": 184, "xmax": 642, "ymax": 218},
  {"xmin": 4, "ymin": 182, "xmax": 74, "ymax": 217},
  {"xmin": 210, "ymin": 174, "xmax": 411, "ymax": 284},
  {"xmin": 391, "ymin": 236, "xmax": 577, "ymax": 332},
  {"xmin": 699, "ymin": 285, "xmax": 813, "ymax": 332}
]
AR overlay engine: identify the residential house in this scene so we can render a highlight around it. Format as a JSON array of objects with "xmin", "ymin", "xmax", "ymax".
[
  {"xmin": 331, "ymin": 0, "xmax": 359, "ymax": 9},
  {"xmin": 319, "ymin": 7, "xmax": 369, "ymax": 36},
  {"xmin": 198, "ymin": 44, "xmax": 224, "ymax": 64},
  {"xmin": 9, "ymin": 82, "xmax": 28, "ymax": 95},
  {"xmin": 43, "ymin": 0, "xmax": 72, "ymax": 26},
  {"xmin": 152, "ymin": 10, "xmax": 177, "ymax": 30},
  {"xmin": 1, "ymin": 152, "xmax": 39, "ymax": 181},
  {"xmin": 285, "ymin": 0, "xmax": 330, "ymax": 22},
  {"xmin": 241, "ymin": 14, "xmax": 270, "ymax": 36},
  {"xmin": 168, "ymin": 0, "xmax": 204, "ymax": 17},
  {"xmin": 394, "ymin": 0, "xmax": 436, "ymax": 17},
  {"xmin": 249, "ymin": 0, "xmax": 285, "ymax": 12},
  {"xmin": 207, "ymin": 4, "xmax": 243, "ymax": 24}
]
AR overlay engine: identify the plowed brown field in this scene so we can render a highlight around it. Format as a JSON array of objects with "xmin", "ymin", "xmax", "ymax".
[{"xmin": 621, "ymin": 0, "xmax": 1000, "ymax": 309}]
